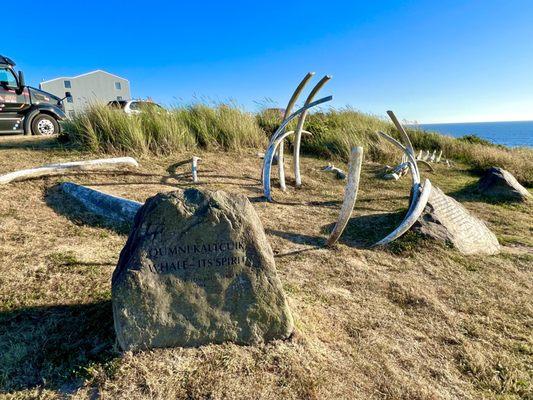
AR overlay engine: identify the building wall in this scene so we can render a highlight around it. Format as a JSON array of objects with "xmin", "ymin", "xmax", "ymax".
[{"xmin": 40, "ymin": 71, "xmax": 131, "ymax": 117}]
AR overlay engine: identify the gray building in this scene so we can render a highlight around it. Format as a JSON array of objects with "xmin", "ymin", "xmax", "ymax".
[{"xmin": 39, "ymin": 70, "xmax": 131, "ymax": 117}]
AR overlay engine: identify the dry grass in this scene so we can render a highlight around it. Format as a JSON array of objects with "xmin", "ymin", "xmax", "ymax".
[{"xmin": 0, "ymin": 135, "xmax": 531, "ymax": 399}]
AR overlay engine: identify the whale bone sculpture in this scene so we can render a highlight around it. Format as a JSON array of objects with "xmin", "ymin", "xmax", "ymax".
[
  {"xmin": 293, "ymin": 75, "xmax": 332, "ymax": 187},
  {"xmin": 275, "ymin": 72, "xmax": 315, "ymax": 191},
  {"xmin": 262, "ymin": 95, "xmax": 333, "ymax": 201}
]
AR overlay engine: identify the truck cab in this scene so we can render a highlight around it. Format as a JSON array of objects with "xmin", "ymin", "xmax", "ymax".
[{"xmin": 0, "ymin": 55, "xmax": 68, "ymax": 135}]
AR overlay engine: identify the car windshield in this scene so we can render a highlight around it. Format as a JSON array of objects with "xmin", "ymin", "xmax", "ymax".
[
  {"xmin": 130, "ymin": 102, "xmax": 162, "ymax": 111},
  {"xmin": 0, "ymin": 67, "xmax": 18, "ymax": 88},
  {"xmin": 108, "ymin": 101, "xmax": 127, "ymax": 109}
]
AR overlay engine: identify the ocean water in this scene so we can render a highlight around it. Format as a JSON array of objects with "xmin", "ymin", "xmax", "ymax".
[{"xmin": 415, "ymin": 121, "xmax": 533, "ymax": 147}]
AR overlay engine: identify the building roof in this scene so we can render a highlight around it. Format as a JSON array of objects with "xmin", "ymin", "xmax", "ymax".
[{"xmin": 40, "ymin": 69, "xmax": 129, "ymax": 85}]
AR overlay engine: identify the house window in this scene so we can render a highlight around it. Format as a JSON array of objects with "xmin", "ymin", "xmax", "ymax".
[
  {"xmin": 64, "ymin": 80, "xmax": 71, "ymax": 88},
  {"xmin": 115, "ymin": 82, "xmax": 121, "ymax": 90},
  {"xmin": 117, "ymin": 96, "xmax": 123, "ymax": 101}
]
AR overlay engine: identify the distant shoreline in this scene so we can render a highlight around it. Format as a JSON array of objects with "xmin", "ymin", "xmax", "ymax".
[{"xmin": 409, "ymin": 120, "xmax": 533, "ymax": 147}]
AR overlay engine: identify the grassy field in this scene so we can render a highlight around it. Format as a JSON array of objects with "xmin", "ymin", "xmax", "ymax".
[
  {"xmin": 0, "ymin": 135, "xmax": 531, "ymax": 399},
  {"xmin": 63, "ymin": 105, "xmax": 533, "ymax": 186}
]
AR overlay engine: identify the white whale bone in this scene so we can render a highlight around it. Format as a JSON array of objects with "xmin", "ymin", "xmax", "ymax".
[
  {"xmin": 0, "ymin": 157, "xmax": 139, "ymax": 185},
  {"xmin": 262, "ymin": 96, "xmax": 333, "ymax": 201},
  {"xmin": 276, "ymin": 72, "xmax": 315, "ymax": 191},
  {"xmin": 377, "ymin": 130, "xmax": 421, "ymax": 218},
  {"xmin": 435, "ymin": 150, "xmax": 443, "ymax": 163},
  {"xmin": 373, "ymin": 178, "xmax": 432, "ymax": 247},
  {"xmin": 417, "ymin": 159, "xmax": 434, "ymax": 172},
  {"xmin": 322, "ymin": 164, "xmax": 347, "ymax": 180},
  {"xmin": 191, "ymin": 156, "xmax": 201, "ymax": 183},
  {"xmin": 293, "ymin": 75, "xmax": 332, "ymax": 187},
  {"xmin": 387, "ymin": 111, "xmax": 415, "ymax": 157},
  {"xmin": 327, "ymin": 147, "xmax": 363, "ymax": 246}
]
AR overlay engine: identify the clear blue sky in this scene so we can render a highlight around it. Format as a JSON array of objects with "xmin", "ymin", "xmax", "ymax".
[{"xmin": 4, "ymin": 0, "xmax": 533, "ymax": 123}]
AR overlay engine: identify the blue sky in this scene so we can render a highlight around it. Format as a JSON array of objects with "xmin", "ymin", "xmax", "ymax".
[{"xmin": 4, "ymin": 0, "xmax": 533, "ymax": 123}]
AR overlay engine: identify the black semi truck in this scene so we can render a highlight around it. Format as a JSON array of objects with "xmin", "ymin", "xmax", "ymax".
[{"xmin": 0, "ymin": 55, "xmax": 68, "ymax": 135}]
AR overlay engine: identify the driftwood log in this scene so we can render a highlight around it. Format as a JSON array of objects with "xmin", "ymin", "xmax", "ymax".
[{"xmin": 57, "ymin": 182, "xmax": 142, "ymax": 226}]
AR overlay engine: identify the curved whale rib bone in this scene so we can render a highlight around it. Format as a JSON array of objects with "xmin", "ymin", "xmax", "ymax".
[
  {"xmin": 0, "ymin": 157, "xmax": 139, "ymax": 185},
  {"xmin": 262, "ymin": 96, "xmax": 333, "ymax": 201},
  {"xmin": 435, "ymin": 150, "xmax": 443, "ymax": 163},
  {"xmin": 276, "ymin": 72, "xmax": 315, "ymax": 191},
  {"xmin": 377, "ymin": 130, "xmax": 421, "ymax": 217},
  {"xmin": 327, "ymin": 147, "xmax": 364, "ymax": 246},
  {"xmin": 373, "ymin": 178, "xmax": 432, "ymax": 247},
  {"xmin": 293, "ymin": 75, "xmax": 332, "ymax": 188},
  {"xmin": 387, "ymin": 111, "xmax": 415, "ymax": 157},
  {"xmin": 377, "ymin": 131, "xmax": 420, "ymax": 183}
]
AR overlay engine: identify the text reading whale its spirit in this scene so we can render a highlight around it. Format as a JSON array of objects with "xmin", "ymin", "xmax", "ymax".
[{"xmin": 146, "ymin": 241, "xmax": 247, "ymax": 273}]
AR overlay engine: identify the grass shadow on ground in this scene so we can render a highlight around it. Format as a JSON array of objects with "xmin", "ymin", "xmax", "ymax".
[
  {"xmin": 448, "ymin": 181, "xmax": 531, "ymax": 205},
  {"xmin": 321, "ymin": 210, "xmax": 407, "ymax": 248},
  {"xmin": 266, "ymin": 229, "xmax": 326, "ymax": 247},
  {"xmin": 0, "ymin": 300, "xmax": 116, "ymax": 393},
  {"xmin": 0, "ymin": 135, "xmax": 69, "ymax": 150}
]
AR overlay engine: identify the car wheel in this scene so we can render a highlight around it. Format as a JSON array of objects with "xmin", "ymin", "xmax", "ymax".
[{"xmin": 31, "ymin": 114, "xmax": 59, "ymax": 136}]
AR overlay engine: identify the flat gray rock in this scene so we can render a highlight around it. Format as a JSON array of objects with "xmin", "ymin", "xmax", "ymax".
[
  {"xmin": 477, "ymin": 167, "xmax": 531, "ymax": 201},
  {"xmin": 414, "ymin": 186, "xmax": 500, "ymax": 255},
  {"xmin": 112, "ymin": 188, "xmax": 294, "ymax": 351}
]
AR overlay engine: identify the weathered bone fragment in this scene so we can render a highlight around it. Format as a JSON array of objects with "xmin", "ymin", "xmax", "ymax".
[
  {"xmin": 417, "ymin": 159, "xmax": 434, "ymax": 172},
  {"xmin": 0, "ymin": 157, "xmax": 139, "ymax": 185},
  {"xmin": 276, "ymin": 72, "xmax": 315, "ymax": 191},
  {"xmin": 191, "ymin": 156, "xmax": 201, "ymax": 183},
  {"xmin": 57, "ymin": 182, "xmax": 142, "ymax": 226},
  {"xmin": 373, "ymin": 178, "xmax": 432, "ymax": 247},
  {"xmin": 327, "ymin": 147, "xmax": 364, "ymax": 246},
  {"xmin": 383, "ymin": 172, "xmax": 400, "ymax": 180},
  {"xmin": 429, "ymin": 149, "xmax": 436, "ymax": 162},
  {"xmin": 423, "ymin": 150, "xmax": 431, "ymax": 161},
  {"xmin": 417, "ymin": 149, "xmax": 423, "ymax": 160},
  {"xmin": 262, "ymin": 96, "xmax": 333, "ymax": 201},
  {"xmin": 435, "ymin": 150, "xmax": 443, "ymax": 163},
  {"xmin": 293, "ymin": 75, "xmax": 332, "ymax": 187},
  {"xmin": 383, "ymin": 162, "xmax": 409, "ymax": 180},
  {"xmin": 377, "ymin": 131, "xmax": 420, "ymax": 185},
  {"xmin": 322, "ymin": 164, "xmax": 347, "ymax": 180}
]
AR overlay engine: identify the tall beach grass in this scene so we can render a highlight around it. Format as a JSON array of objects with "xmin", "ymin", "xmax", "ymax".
[{"xmin": 62, "ymin": 103, "xmax": 533, "ymax": 185}]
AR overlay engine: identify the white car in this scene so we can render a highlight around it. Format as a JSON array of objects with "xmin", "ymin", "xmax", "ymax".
[{"xmin": 107, "ymin": 100, "xmax": 165, "ymax": 115}]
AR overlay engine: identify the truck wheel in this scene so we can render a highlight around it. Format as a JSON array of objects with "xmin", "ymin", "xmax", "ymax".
[{"xmin": 31, "ymin": 114, "xmax": 59, "ymax": 136}]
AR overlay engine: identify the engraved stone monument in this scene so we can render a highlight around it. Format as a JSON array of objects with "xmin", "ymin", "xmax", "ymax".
[
  {"xmin": 414, "ymin": 186, "xmax": 500, "ymax": 255},
  {"xmin": 112, "ymin": 188, "xmax": 294, "ymax": 351},
  {"xmin": 477, "ymin": 167, "xmax": 531, "ymax": 202}
]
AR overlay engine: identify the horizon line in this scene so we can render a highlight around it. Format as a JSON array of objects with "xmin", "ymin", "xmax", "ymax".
[{"xmin": 412, "ymin": 118, "xmax": 533, "ymax": 125}]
